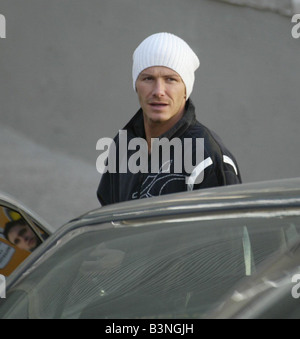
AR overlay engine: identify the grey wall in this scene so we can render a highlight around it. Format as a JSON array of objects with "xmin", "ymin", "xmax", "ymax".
[{"xmin": 0, "ymin": 0, "xmax": 299, "ymax": 227}]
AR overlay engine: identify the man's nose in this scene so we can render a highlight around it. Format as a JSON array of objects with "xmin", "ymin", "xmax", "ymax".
[
  {"xmin": 152, "ymin": 79, "xmax": 165, "ymax": 97},
  {"xmin": 20, "ymin": 233, "xmax": 28, "ymax": 242}
]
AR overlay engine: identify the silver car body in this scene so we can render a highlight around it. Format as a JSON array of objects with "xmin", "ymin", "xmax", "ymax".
[{"xmin": 1, "ymin": 177, "xmax": 300, "ymax": 319}]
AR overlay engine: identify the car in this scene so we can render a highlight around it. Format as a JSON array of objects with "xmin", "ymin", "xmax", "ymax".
[
  {"xmin": 0, "ymin": 192, "xmax": 55, "ymax": 277},
  {"xmin": 204, "ymin": 237, "xmax": 300, "ymax": 319},
  {"xmin": 0, "ymin": 177, "xmax": 300, "ymax": 319}
]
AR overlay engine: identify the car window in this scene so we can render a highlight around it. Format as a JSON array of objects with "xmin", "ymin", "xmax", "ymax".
[
  {"xmin": 207, "ymin": 240, "xmax": 300, "ymax": 319},
  {"xmin": 1, "ymin": 213, "xmax": 300, "ymax": 319},
  {"xmin": 0, "ymin": 206, "xmax": 49, "ymax": 277},
  {"xmin": 0, "ymin": 207, "xmax": 32, "ymax": 276}
]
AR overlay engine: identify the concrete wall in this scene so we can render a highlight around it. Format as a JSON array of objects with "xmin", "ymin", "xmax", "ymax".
[{"xmin": 0, "ymin": 0, "xmax": 299, "ymax": 227}]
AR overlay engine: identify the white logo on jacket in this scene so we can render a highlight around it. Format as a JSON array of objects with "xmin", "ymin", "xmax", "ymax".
[{"xmin": 132, "ymin": 161, "xmax": 186, "ymax": 199}]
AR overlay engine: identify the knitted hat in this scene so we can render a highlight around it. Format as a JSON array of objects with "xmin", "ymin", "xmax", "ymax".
[{"xmin": 132, "ymin": 32, "xmax": 200, "ymax": 99}]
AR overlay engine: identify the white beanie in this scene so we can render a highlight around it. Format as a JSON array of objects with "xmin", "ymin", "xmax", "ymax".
[{"xmin": 132, "ymin": 32, "xmax": 200, "ymax": 99}]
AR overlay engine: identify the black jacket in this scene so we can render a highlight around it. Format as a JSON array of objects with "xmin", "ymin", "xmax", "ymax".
[{"xmin": 97, "ymin": 100, "xmax": 241, "ymax": 206}]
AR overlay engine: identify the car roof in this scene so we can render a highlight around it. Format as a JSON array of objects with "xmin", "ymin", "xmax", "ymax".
[{"xmin": 67, "ymin": 177, "xmax": 300, "ymax": 227}]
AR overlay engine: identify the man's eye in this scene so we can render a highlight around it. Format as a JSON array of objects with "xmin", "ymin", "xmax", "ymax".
[{"xmin": 18, "ymin": 228, "xmax": 27, "ymax": 237}]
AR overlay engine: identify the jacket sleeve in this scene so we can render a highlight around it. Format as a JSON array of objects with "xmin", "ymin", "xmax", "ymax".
[
  {"xmin": 222, "ymin": 154, "xmax": 242, "ymax": 185},
  {"xmin": 97, "ymin": 171, "xmax": 112, "ymax": 206},
  {"xmin": 188, "ymin": 153, "xmax": 241, "ymax": 191},
  {"xmin": 96, "ymin": 134, "xmax": 120, "ymax": 206}
]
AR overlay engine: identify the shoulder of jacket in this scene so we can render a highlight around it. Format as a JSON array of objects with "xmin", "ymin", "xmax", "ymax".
[{"xmin": 184, "ymin": 122, "xmax": 226, "ymax": 156}]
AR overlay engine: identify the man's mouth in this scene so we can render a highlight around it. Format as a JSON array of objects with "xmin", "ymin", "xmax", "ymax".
[{"xmin": 149, "ymin": 102, "xmax": 168, "ymax": 108}]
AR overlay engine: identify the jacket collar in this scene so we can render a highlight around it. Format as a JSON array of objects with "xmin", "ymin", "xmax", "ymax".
[{"xmin": 124, "ymin": 99, "xmax": 197, "ymax": 140}]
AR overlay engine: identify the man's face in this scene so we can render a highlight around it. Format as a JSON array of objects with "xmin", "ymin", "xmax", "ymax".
[
  {"xmin": 8, "ymin": 224, "xmax": 39, "ymax": 252},
  {"xmin": 135, "ymin": 66, "xmax": 186, "ymax": 126}
]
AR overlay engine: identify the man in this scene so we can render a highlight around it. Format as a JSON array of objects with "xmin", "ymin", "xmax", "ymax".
[
  {"xmin": 4, "ymin": 219, "xmax": 42, "ymax": 252},
  {"xmin": 97, "ymin": 32, "xmax": 241, "ymax": 206}
]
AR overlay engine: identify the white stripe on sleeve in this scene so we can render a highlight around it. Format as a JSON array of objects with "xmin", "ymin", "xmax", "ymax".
[
  {"xmin": 186, "ymin": 157, "xmax": 213, "ymax": 191},
  {"xmin": 223, "ymin": 155, "xmax": 238, "ymax": 175}
]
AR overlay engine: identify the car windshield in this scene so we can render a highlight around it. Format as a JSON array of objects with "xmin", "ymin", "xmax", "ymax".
[{"xmin": 1, "ymin": 213, "xmax": 300, "ymax": 319}]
